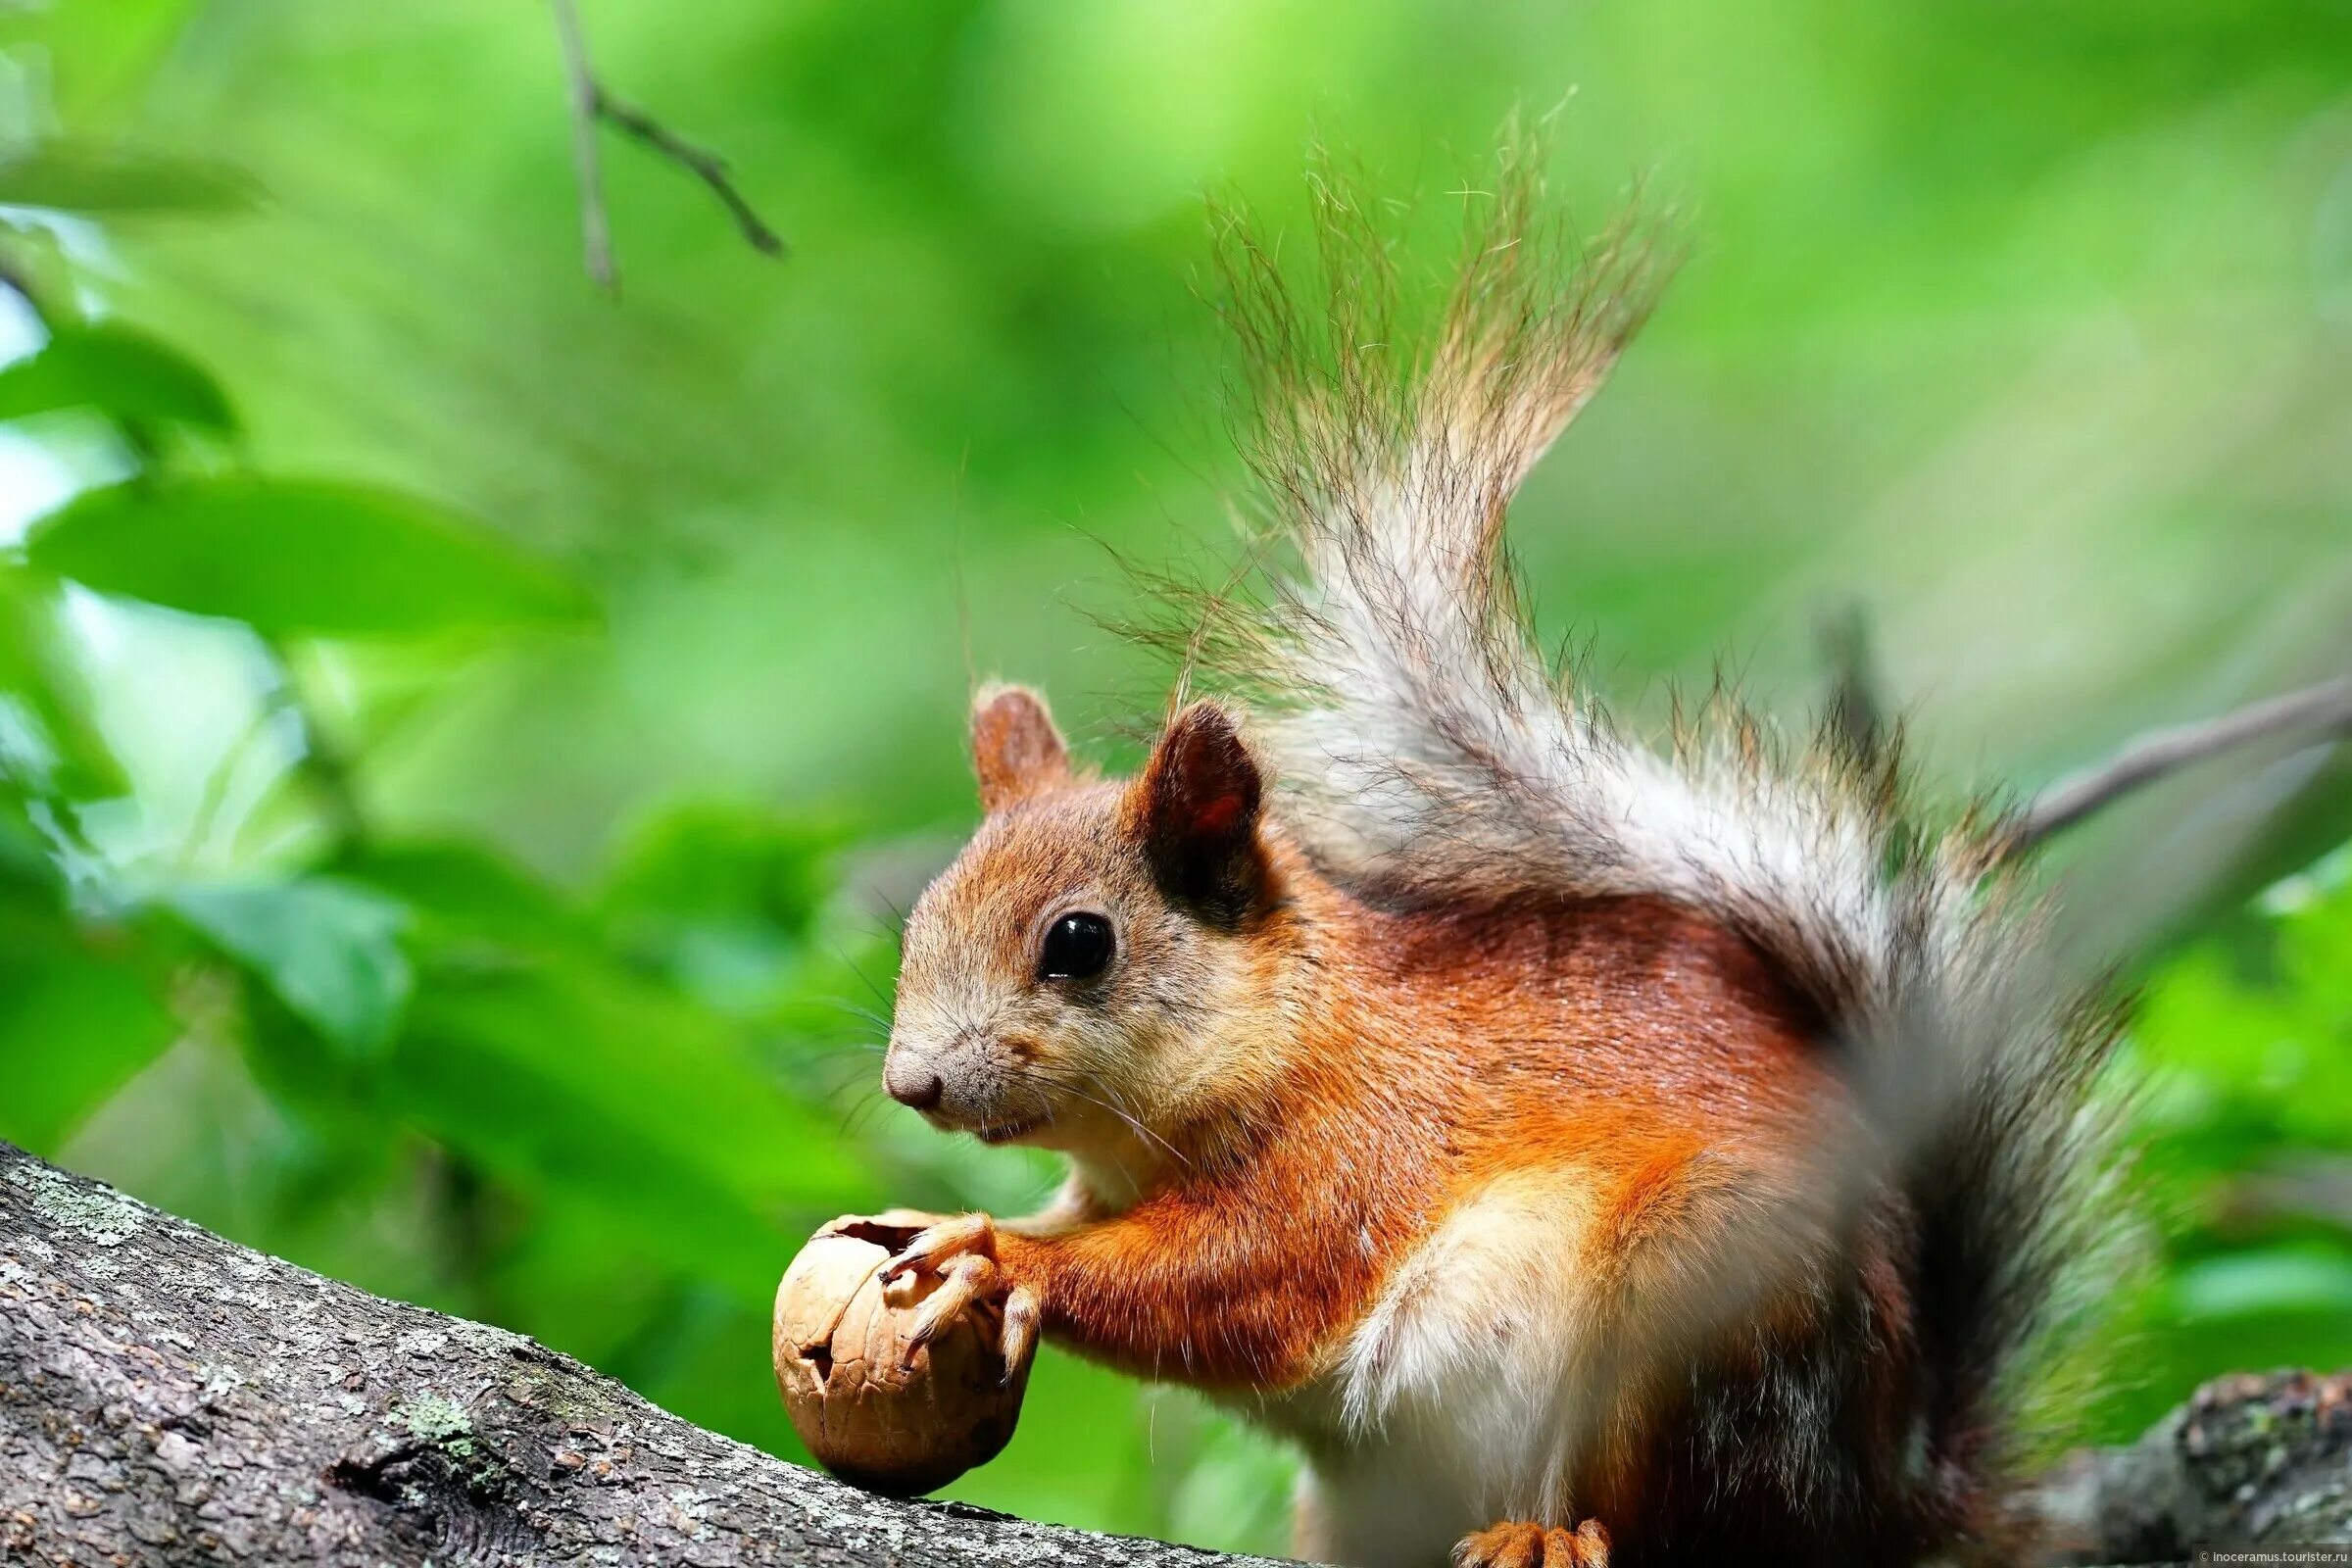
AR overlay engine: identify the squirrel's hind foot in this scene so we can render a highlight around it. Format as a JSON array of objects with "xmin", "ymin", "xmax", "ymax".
[{"xmin": 1451, "ymin": 1519, "xmax": 1610, "ymax": 1568}]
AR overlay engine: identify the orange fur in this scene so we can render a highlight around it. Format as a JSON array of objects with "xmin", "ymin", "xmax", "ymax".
[
  {"xmin": 991, "ymin": 865, "xmax": 1833, "ymax": 1389},
  {"xmin": 900, "ymin": 764, "xmax": 1834, "ymax": 1363}
]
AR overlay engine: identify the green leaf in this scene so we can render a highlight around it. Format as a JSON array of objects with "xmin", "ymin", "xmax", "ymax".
[
  {"xmin": 0, "ymin": 564, "xmax": 128, "ymax": 799},
  {"xmin": 388, "ymin": 1030, "xmax": 789, "ymax": 1289},
  {"xmin": 601, "ymin": 803, "xmax": 847, "ymax": 941},
  {"xmin": 0, "ymin": 6, "xmax": 206, "ymax": 132},
  {"xmin": 24, "ymin": 478, "xmax": 594, "ymax": 639},
  {"xmin": 0, "ymin": 142, "xmax": 258, "ymax": 215},
  {"xmin": 0, "ymin": 784, "xmax": 54, "ymax": 895},
  {"xmin": 389, "ymin": 955, "xmax": 872, "ymax": 1285},
  {"xmin": 345, "ymin": 841, "xmax": 590, "ymax": 956},
  {"xmin": 598, "ymin": 803, "xmax": 852, "ymax": 1013},
  {"xmin": 2094, "ymin": 837, "xmax": 2352, "ymax": 1446},
  {"xmin": 0, "ymin": 323, "xmax": 236, "ymax": 433},
  {"xmin": 2173, "ymin": 1248, "xmax": 2352, "ymax": 1320},
  {"xmin": 167, "ymin": 877, "xmax": 412, "ymax": 1057},
  {"xmin": 0, "ymin": 932, "xmax": 177, "ymax": 1152}
]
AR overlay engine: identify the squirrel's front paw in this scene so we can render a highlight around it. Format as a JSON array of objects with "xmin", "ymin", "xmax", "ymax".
[
  {"xmin": 881, "ymin": 1212, "xmax": 1042, "ymax": 1377},
  {"xmin": 1452, "ymin": 1519, "xmax": 1610, "ymax": 1568}
]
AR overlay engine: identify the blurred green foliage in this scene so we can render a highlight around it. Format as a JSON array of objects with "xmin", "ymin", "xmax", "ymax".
[
  {"xmin": 0, "ymin": 2, "xmax": 2346, "ymax": 1557},
  {"xmin": 2094, "ymin": 851, "xmax": 2352, "ymax": 1438}
]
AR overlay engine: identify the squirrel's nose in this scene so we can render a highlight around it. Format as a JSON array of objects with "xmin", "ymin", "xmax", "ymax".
[{"xmin": 884, "ymin": 1054, "xmax": 945, "ymax": 1110}]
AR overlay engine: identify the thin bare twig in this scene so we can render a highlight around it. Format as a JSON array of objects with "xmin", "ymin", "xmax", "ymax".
[
  {"xmin": 592, "ymin": 89, "xmax": 788, "ymax": 261},
  {"xmin": 547, "ymin": 0, "xmax": 785, "ymax": 293},
  {"xmin": 2010, "ymin": 673, "xmax": 2352, "ymax": 853},
  {"xmin": 548, "ymin": 0, "xmax": 613, "ymax": 292}
]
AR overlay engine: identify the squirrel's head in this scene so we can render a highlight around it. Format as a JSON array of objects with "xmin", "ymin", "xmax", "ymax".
[{"xmin": 885, "ymin": 685, "xmax": 1294, "ymax": 1185}]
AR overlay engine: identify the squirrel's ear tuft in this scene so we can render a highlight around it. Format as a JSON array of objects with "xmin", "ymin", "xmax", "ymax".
[
  {"xmin": 971, "ymin": 684, "xmax": 1070, "ymax": 812},
  {"xmin": 1129, "ymin": 700, "xmax": 1266, "ymax": 920}
]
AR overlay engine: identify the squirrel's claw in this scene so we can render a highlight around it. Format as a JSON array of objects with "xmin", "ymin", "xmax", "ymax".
[
  {"xmin": 901, "ymin": 1251, "xmax": 999, "ymax": 1365},
  {"xmin": 882, "ymin": 1211, "xmax": 997, "ymax": 1284},
  {"xmin": 1001, "ymin": 1282, "xmax": 1042, "ymax": 1381},
  {"xmin": 884, "ymin": 1212, "xmax": 1036, "ymax": 1378}
]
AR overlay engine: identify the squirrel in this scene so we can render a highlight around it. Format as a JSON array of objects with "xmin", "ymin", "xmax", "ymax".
[{"xmin": 869, "ymin": 142, "xmax": 2118, "ymax": 1568}]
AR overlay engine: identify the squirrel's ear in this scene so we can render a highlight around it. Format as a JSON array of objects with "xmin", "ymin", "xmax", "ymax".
[
  {"xmin": 971, "ymin": 684, "xmax": 1070, "ymax": 812},
  {"xmin": 1128, "ymin": 700, "xmax": 1266, "ymax": 919}
]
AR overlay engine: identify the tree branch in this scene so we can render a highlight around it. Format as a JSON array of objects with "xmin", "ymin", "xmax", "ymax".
[
  {"xmin": 2009, "ymin": 673, "xmax": 2352, "ymax": 855},
  {"xmin": 548, "ymin": 0, "xmax": 614, "ymax": 294},
  {"xmin": 593, "ymin": 89, "xmax": 788, "ymax": 262},
  {"xmin": 0, "ymin": 1141, "xmax": 1272, "ymax": 1567},
  {"xmin": 2033, "ymin": 1369, "xmax": 2352, "ymax": 1562},
  {"xmin": 547, "ymin": 0, "xmax": 786, "ymax": 296},
  {"xmin": 4, "ymin": 1140, "xmax": 2345, "ymax": 1564}
]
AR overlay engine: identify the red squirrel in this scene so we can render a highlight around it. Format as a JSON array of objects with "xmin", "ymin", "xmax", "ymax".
[{"xmin": 870, "ymin": 146, "xmax": 2116, "ymax": 1568}]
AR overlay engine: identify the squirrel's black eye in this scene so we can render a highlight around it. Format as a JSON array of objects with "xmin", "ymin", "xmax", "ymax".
[{"xmin": 1039, "ymin": 912, "xmax": 1114, "ymax": 981}]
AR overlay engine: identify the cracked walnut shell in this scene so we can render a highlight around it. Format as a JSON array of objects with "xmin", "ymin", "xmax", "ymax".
[{"xmin": 771, "ymin": 1214, "xmax": 1029, "ymax": 1496}]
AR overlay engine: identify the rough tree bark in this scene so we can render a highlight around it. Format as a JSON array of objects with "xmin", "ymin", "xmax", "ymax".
[
  {"xmin": 0, "ymin": 1142, "xmax": 1278, "ymax": 1568},
  {"xmin": 2037, "ymin": 1369, "xmax": 2352, "ymax": 1562},
  {"xmin": 2, "ymin": 1140, "xmax": 2345, "ymax": 1566}
]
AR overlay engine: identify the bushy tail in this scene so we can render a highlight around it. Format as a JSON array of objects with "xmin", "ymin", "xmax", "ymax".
[{"xmin": 1184, "ymin": 129, "xmax": 2122, "ymax": 1542}]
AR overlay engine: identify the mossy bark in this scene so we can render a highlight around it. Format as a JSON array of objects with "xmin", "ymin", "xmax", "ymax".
[{"xmin": 2038, "ymin": 1368, "xmax": 2352, "ymax": 1561}]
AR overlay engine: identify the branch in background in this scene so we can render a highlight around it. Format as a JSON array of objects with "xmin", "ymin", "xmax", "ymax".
[
  {"xmin": 592, "ymin": 90, "xmax": 788, "ymax": 262},
  {"xmin": 546, "ymin": 0, "xmax": 786, "ymax": 296},
  {"xmin": 2011, "ymin": 673, "xmax": 2352, "ymax": 855},
  {"xmin": 2217, "ymin": 1154, "xmax": 2352, "ymax": 1233},
  {"xmin": 1802, "ymin": 606, "xmax": 2351, "ymax": 858},
  {"xmin": 548, "ymin": 0, "xmax": 614, "ymax": 292}
]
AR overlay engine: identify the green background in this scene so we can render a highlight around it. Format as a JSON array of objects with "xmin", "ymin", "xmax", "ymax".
[{"xmin": 1, "ymin": 2, "xmax": 2349, "ymax": 1555}]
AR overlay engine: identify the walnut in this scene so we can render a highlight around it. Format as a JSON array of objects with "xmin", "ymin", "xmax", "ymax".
[{"xmin": 770, "ymin": 1213, "xmax": 1029, "ymax": 1496}]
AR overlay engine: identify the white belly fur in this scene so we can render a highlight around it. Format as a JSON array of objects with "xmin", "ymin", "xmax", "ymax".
[{"xmin": 1259, "ymin": 1169, "xmax": 1611, "ymax": 1567}]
